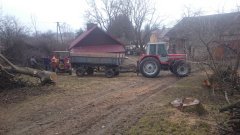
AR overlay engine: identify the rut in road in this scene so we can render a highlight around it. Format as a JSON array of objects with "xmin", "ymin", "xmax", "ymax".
[
  {"xmin": 81, "ymin": 76, "xmax": 178, "ymax": 135},
  {"xmin": 8, "ymin": 75, "xmax": 178, "ymax": 135},
  {"xmin": 46, "ymin": 75, "xmax": 178, "ymax": 135}
]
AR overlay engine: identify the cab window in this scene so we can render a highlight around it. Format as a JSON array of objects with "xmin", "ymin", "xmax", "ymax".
[
  {"xmin": 149, "ymin": 44, "xmax": 156, "ymax": 55},
  {"xmin": 157, "ymin": 44, "xmax": 167, "ymax": 56}
]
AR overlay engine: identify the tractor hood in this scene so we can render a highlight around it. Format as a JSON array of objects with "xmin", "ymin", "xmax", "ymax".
[{"xmin": 168, "ymin": 54, "xmax": 187, "ymax": 60}]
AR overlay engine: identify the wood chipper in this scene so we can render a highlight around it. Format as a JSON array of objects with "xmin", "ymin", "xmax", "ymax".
[{"xmin": 51, "ymin": 51, "xmax": 72, "ymax": 75}]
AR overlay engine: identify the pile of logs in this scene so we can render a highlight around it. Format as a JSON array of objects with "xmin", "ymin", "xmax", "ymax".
[
  {"xmin": 219, "ymin": 100, "xmax": 240, "ymax": 135},
  {"xmin": 0, "ymin": 53, "xmax": 57, "ymax": 89}
]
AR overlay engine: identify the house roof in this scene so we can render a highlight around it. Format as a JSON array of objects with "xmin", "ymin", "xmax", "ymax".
[
  {"xmin": 166, "ymin": 12, "xmax": 240, "ymax": 38},
  {"xmin": 69, "ymin": 26, "xmax": 124, "ymax": 52}
]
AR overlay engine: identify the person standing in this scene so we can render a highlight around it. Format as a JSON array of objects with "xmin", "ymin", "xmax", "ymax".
[
  {"xmin": 51, "ymin": 55, "xmax": 59, "ymax": 72},
  {"xmin": 30, "ymin": 56, "xmax": 38, "ymax": 69},
  {"xmin": 43, "ymin": 56, "xmax": 51, "ymax": 71}
]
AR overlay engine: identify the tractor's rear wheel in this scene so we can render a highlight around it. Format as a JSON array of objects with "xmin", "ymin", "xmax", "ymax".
[
  {"xmin": 174, "ymin": 61, "xmax": 191, "ymax": 77},
  {"xmin": 113, "ymin": 68, "xmax": 120, "ymax": 76},
  {"xmin": 140, "ymin": 57, "xmax": 160, "ymax": 78},
  {"xmin": 170, "ymin": 61, "xmax": 179, "ymax": 75}
]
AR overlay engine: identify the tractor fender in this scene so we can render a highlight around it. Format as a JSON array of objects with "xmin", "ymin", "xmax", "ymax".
[
  {"xmin": 138, "ymin": 55, "xmax": 160, "ymax": 70},
  {"xmin": 139, "ymin": 55, "xmax": 160, "ymax": 64}
]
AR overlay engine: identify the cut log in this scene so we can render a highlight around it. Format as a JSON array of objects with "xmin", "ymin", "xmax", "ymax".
[{"xmin": 0, "ymin": 53, "xmax": 57, "ymax": 84}]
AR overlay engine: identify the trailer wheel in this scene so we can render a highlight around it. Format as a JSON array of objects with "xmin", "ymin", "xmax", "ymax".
[
  {"xmin": 113, "ymin": 68, "xmax": 120, "ymax": 76},
  {"xmin": 114, "ymin": 71, "xmax": 120, "ymax": 76},
  {"xmin": 86, "ymin": 67, "xmax": 94, "ymax": 75},
  {"xmin": 69, "ymin": 69, "xmax": 72, "ymax": 75},
  {"xmin": 174, "ymin": 61, "xmax": 191, "ymax": 77},
  {"xmin": 140, "ymin": 57, "xmax": 160, "ymax": 78},
  {"xmin": 105, "ymin": 69, "xmax": 115, "ymax": 78},
  {"xmin": 76, "ymin": 67, "xmax": 86, "ymax": 77}
]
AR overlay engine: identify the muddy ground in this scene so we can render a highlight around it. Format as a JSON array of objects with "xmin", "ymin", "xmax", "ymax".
[{"xmin": 0, "ymin": 57, "xmax": 182, "ymax": 135}]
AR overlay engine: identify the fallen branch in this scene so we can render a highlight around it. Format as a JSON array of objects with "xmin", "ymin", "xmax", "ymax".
[
  {"xmin": 219, "ymin": 100, "xmax": 240, "ymax": 112},
  {"xmin": 224, "ymin": 91, "xmax": 231, "ymax": 104}
]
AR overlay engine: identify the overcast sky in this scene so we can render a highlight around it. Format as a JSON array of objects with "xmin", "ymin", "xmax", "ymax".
[{"xmin": 0, "ymin": 0, "xmax": 239, "ymax": 32}]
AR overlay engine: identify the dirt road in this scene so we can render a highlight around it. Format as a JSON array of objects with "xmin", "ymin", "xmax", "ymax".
[{"xmin": 0, "ymin": 71, "xmax": 179, "ymax": 135}]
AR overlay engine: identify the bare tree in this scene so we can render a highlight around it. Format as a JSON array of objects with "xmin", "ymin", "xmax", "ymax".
[
  {"xmin": 182, "ymin": 5, "xmax": 203, "ymax": 17},
  {"xmin": 169, "ymin": 8, "xmax": 240, "ymax": 102},
  {"xmin": 189, "ymin": 12, "xmax": 240, "ymax": 101},
  {"xmin": 85, "ymin": 0, "xmax": 161, "ymax": 49},
  {"xmin": 107, "ymin": 14, "xmax": 134, "ymax": 44},
  {"xmin": 126, "ymin": 0, "xmax": 160, "ymax": 49},
  {"xmin": 0, "ymin": 15, "xmax": 31, "ymax": 63},
  {"xmin": 30, "ymin": 15, "xmax": 38, "ymax": 37},
  {"xmin": 86, "ymin": 0, "xmax": 121, "ymax": 31}
]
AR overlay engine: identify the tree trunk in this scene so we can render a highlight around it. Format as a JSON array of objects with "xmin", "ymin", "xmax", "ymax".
[{"xmin": 0, "ymin": 53, "xmax": 57, "ymax": 84}]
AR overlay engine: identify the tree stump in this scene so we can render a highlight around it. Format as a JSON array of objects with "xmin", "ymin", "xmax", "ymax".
[{"xmin": 171, "ymin": 97, "xmax": 207, "ymax": 116}]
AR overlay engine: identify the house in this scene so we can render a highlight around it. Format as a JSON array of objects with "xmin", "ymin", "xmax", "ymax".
[
  {"xmin": 149, "ymin": 27, "xmax": 171, "ymax": 51},
  {"xmin": 69, "ymin": 26, "xmax": 125, "ymax": 56},
  {"xmin": 150, "ymin": 27, "xmax": 171, "ymax": 43},
  {"xmin": 166, "ymin": 12, "xmax": 240, "ymax": 60}
]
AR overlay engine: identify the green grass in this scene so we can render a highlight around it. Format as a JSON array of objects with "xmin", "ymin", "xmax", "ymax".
[{"xmin": 127, "ymin": 73, "xmax": 232, "ymax": 135}]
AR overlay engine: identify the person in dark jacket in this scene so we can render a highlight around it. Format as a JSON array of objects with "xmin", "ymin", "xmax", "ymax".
[{"xmin": 43, "ymin": 56, "xmax": 51, "ymax": 71}]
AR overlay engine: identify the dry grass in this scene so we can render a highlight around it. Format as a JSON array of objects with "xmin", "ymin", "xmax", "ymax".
[{"xmin": 127, "ymin": 73, "xmax": 237, "ymax": 135}]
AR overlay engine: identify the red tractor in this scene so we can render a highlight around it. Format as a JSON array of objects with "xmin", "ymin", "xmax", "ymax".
[{"xmin": 138, "ymin": 42, "xmax": 191, "ymax": 78}]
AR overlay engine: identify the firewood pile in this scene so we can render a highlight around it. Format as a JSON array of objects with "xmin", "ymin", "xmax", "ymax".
[
  {"xmin": 0, "ymin": 53, "xmax": 57, "ymax": 90},
  {"xmin": 218, "ymin": 100, "xmax": 240, "ymax": 135}
]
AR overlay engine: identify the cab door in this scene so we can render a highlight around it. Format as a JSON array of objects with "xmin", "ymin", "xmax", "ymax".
[{"xmin": 157, "ymin": 44, "xmax": 168, "ymax": 62}]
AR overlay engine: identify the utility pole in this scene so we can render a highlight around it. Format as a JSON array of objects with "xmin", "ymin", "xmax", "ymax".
[
  {"xmin": 56, "ymin": 22, "xmax": 59, "ymax": 43},
  {"xmin": 56, "ymin": 22, "xmax": 63, "ymax": 45}
]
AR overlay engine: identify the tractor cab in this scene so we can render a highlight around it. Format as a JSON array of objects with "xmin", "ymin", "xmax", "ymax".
[
  {"xmin": 146, "ymin": 42, "xmax": 168, "ymax": 56},
  {"xmin": 146, "ymin": 42, "xmax": 169, "ymax": 62}
]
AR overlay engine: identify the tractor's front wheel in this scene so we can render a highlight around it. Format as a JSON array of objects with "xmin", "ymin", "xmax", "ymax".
[{"xmin": 140, "ymin": 57, "xmax": 160, "ymax": 78}]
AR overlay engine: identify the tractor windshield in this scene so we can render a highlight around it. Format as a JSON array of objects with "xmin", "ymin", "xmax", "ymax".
[{"xmin": 147, "ymin": 43, "xmax": 168, "ymax": 56}]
